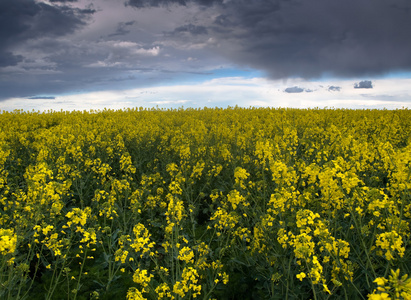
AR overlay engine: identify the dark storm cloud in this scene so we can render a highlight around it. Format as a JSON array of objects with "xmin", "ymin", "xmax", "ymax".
[
  {"xmin": 126, "ymin": 0, "xmax": 185, "ymax": 7},
  {"xmin": 354, "ymin": 81, "xmax": 373, "ymax": 89},
  {"xmin": 284, "ymin": 86, "xmax": 304, "ymax": 93},
  {"xmin": 109, "ymin": 21, "xmax": 136, "ymax": 37},
  {"xmin": 0, "ymin": 0, "xmax": 96, "ymax": 100},
  {"xmin": 0, "ymin": 52, "xmax": 24, "ymax": 67},
  {"xmin": 30, "ymin": 3, "xmax": 93, "ymax": 35},
  {"xmin": 28, "ymin": 96, "xmax": 56, "ymax": 100},
  {"xmin": 0, "ymin": 0, "xmax": 40, "ymax": 45},
  {"xmin": 328, "ymin": 86, "xmax": 341, "ymax": 92},
  {"xmin": 2, "ymin": 0, "xmax": 411, "ymax": 103},
  {"xmin": 205, "ymin": 0, "xmax": 411, "ymax": 79},
  {"xmin": 151, "ymin": 0, "xmax": 411, "ymax": 79},
  {"xmin": 0, "ymin": 0, "xmax": 92, "ymax": 41},
  {"xmin": 126, "ymin": 0, "xmax": 221, "ymax": 8},
  {"xmin": 170, "ymin": 24, "xmax": 208, "ymax": 36},
  {"xmin": 0, "ymin": 0, "xmax": 93, "ymax": 62}
]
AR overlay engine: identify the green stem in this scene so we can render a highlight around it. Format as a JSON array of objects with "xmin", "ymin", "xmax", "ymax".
[
  {"xmin": 73, "ymin": 248, "xmax": 88, "ymax": 300},
  {"xmin": 305, "ymin": 261, "xmax": 317, "ymax": 300},
  {"xmin": 46, "ymin": 259, "xmax": 65, "ymax": 300},
  {"xmin": 349, "ymin": 205, "xmax": 377, "ymax": 280},
  {"xmin": 22, "ymin": 243, "xmax": 45, "ymax": 300}
]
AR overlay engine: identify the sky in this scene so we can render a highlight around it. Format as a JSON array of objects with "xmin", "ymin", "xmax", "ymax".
[{"xmin": 1, "ymin": 0, "xmax": 411, "ymax": 111}]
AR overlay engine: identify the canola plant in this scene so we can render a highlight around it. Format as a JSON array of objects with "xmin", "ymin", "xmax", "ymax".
[{"xmin": 0, "ymin": 107, "xmax": 410, "ymax": 299}]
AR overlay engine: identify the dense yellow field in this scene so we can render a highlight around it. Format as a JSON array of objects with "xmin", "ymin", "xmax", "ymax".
[{"xmin": 0, "ymin": 107, "xmax": 410, "ymax": 299}]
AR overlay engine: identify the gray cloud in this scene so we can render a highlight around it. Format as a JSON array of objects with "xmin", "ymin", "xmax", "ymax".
[
  {"xmin": 152, "ymin": 0, "xmax": 411, "ymax": 79},
  {"xmin": 126, "ymin": 0, "xmax": 221, "ymax": 8},
  {"xmin": 206, "ymin": 0, "xmax": 411, "ymax": 79},
  {"xmin": 109, "ymin": 21, "xmax": 136, "ymax": 37},
  {"xmin": 1, "ymin": 0, "xmax": 411, "ymax": 102},
  {"xmin": 328, "ymin": 86, "xmax": 341, "ymax": 92},
  {"xmin": 31, "ymin": 4, "xmax": 94, "ymax": 35},
  {"xmin": 28, "ymin": 96, "xmax": 56, "ymax": 99},
  {"xmin": 4, "ymin": 1, "xmax": 92, "ymax": 38},
  {"xmin": 169, "ymin": 24, "xmax": 208, "ymax": 36},
  {"xmin": 284, "ymin": 86, "xmax": 304, "ymax": 93},
  {"xmin": 0, "ymin": 0, "xmax": 96, "ymax": 99},
  {"xmin": 126, "ymin": 0, "xmax": 186, "ymax": 7},
  {"xmin": 0, "ymin": 0, "xmax": 40, "ymax": 46},
  {"xmin": 354, "ymin": 80, "xmax": 373, "ymax": 89},
  {"xmin": 0, "ymin": 52, "xmax": 24, "ymax": 68},
  {"xmin": 0, "ymin": 0, "xmax": 93, "ymax": 54}
]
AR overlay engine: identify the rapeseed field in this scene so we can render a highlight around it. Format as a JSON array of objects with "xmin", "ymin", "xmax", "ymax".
[{"xmin": 0, "ymin": 107, "xmax": 410, "ymax": 299}]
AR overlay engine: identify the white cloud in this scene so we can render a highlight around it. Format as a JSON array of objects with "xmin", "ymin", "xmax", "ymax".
[
  {"xmin": 112, "ymin": 41, "xmax": 140, "ymax": 48},
  {"xmin": 1, "ymin": 77, "xmax": 410, "ymax": 112},
  {"xmin": 133, "ymin": 46, "xmax": 160, "ymax": 56},
  {"xmin": 86, "ymin": 61, "xmax": 123, "ymax": 68},
  {"xmin": 148, "ymin": 99, "xmax": 191, "ymax": 105},
  {"xmin": 110, "ymin": 41, "xmax": 160, "ymax": 55}
]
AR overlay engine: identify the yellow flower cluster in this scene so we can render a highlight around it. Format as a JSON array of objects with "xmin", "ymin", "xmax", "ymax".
[
  {"xmin": 0, "ymin": 107, "xmax": 410, "ymax": 299},
  {"xmin": 131, "ymin": 223, "xmax": 155, "ymax": 258},
  {"xmin": 369, "ymin": 269, "xmax": 411, "ymax": 299},
  {"xmin": 375, "ymin": 231, "xmax": 405, "ymax": 261},
  {"xmin": 0, "ymin": 228, "xmax": 17, "ymax": 256},
  {"xmin": 172, "ymin": 266, "xmax": 201, "ymax": 298}
]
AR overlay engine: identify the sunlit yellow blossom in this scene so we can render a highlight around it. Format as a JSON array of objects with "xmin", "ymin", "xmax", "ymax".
[
  {"xmin": 227, "ymin": 189, "xmax": 247, "ymax": 210},
  {"xmin": 0, "ymin": 228, "xmax": 17, "ymax": 255},
  {"xmin": 155, "ymin": 283, "xmax": 171, "ymax": 299},
  {"xmin": 66, "ymin": 207, "xmax": 91, "ymax": 227},
  {"xmin": 132, "ymin": 269, "xmax": 153, "ymax": 293},
  {"xmin": 130, "ymin": 224, "xmax": 155, "ymax": 258},
  {"xmin": 173, "ymin": 267, "xmax": 201, "ymax": 298},
  {"xmin": 297, "ymin": 272, "xmax": 306, "ymax": 281},
  {"xmin": 234, "ymin": 167, "xmax": 249, "ymax": 189},
  {"xmin": 127, "ymin": 287, "xmax": 146, "ymax": 300},
  {"xmin": 178, "ymin": 246, "xmax": 194, "ymax": 264},
  {"xmin": 368, "ymin": 269, "xmax": 411, "ymax": 299},
  {"xmin": 375, "ymin": 231, "xmax": 405, "ymax": 260}
]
